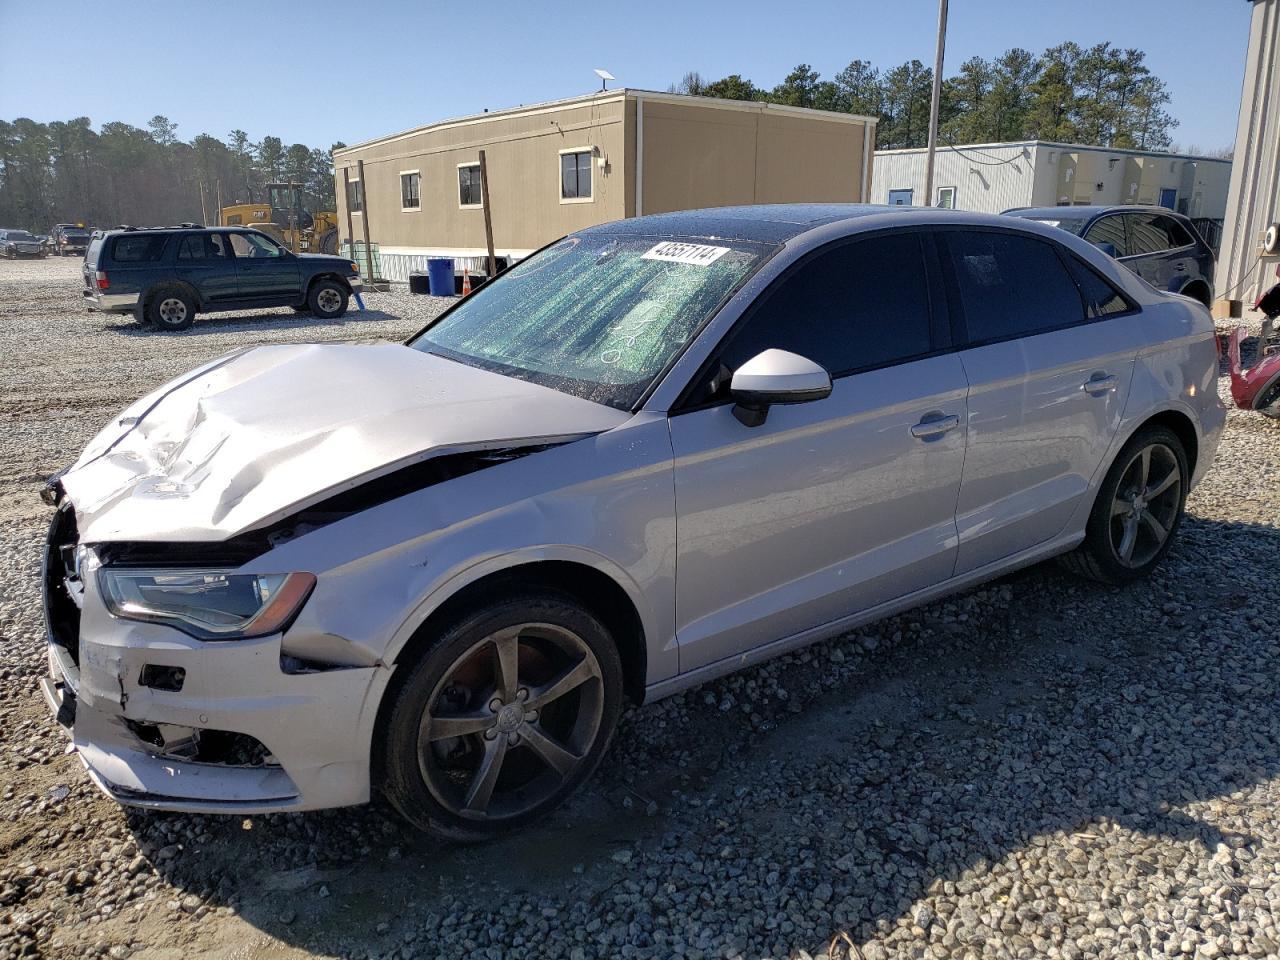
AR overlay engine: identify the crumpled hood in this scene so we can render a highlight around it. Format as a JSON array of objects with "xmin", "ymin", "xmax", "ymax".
[{"xmin": 61, "ymin": 343, "xmax": 629, "ymax": 543}]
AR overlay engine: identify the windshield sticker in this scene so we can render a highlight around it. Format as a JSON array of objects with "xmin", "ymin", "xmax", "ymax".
[{"xmin": 641, "ymin": 241, "xmax": 730, "ymax": 266}]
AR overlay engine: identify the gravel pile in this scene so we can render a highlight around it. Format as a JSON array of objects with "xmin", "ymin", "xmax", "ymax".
[{"xmin": 2, "ymin": 257, "xmax": 1280, "ymax": 960}]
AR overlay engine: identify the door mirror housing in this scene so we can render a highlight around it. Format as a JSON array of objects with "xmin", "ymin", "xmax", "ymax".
[
  {"xmin": 729, "ymin": 349, "xmax": 833, "ymax": 427},
  {"xmin": 1092, "ymin": 241, "xmax": 1119, "ymax": 258}
]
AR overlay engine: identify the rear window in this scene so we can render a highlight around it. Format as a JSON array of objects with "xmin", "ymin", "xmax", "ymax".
[{"xmin": 111, "ymin": 234, "xmax": 168, "ymax": 263}]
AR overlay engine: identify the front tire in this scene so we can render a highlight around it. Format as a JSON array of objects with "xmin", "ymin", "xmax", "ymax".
[
  {"xmin": 307, "ymin": 280, "xmax": 348, "ymax": 319},
  {"xmin": 380, "ymin": 592, "xmax": 623, "ymax": 841},
  {"xmin": 1061, "ymin": 425, "xmax": 1188, "ymax": 585}
]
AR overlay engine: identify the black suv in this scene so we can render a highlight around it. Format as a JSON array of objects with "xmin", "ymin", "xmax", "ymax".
[
  {"xmin": 83, "ymin": 226, "xmax": 363, "ymax": 330},
  {"xmin": 1003, "ymin": 205, "xmax": 1215, "ymax": 307}
]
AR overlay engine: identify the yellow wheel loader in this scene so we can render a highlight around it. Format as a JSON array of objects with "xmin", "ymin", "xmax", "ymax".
[{"xmin": 219, "ymin": 182, "xmax": 339, "ymax": 254}]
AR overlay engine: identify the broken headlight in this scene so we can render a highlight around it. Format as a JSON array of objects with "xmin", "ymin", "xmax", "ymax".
[{"xmin": 98, "ymin": 569, "xmax": 316, "ymax": 640}]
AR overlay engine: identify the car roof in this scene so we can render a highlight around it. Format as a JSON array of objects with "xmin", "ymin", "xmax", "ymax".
[
  {"xmin": 1006, "ymin": 204, "xmax": 1186, "ymax": 220},
  {"xmin": 98, "ymin": 225, "xmax": 265, "ymax": 236},
  {"xmin": 577, "ymin": 203, "xmax": 1024, "ymax": 244}
]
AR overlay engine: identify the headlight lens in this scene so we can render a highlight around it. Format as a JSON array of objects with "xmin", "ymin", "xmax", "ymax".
[{"xmin": 98, "ymin": 569, "xmax": 316, "ymax": 640}]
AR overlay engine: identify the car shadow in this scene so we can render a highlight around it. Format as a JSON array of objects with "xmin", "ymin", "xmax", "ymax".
[
  {"xmin": 122, "ymin": 511, "xmax": 1280, "ymax": 958},
  {"xmin": 100, "ymin": 307, "xmax": 399, "ymax": 338}
]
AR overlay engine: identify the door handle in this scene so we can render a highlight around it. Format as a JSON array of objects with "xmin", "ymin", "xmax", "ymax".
[
  {"xmin": 1082, "ymin": 374, "xmax": 1119, "ymax": 395},
  {"xmin": 910, "ymin": 413, "xmax": 961, "ymax": 439}
]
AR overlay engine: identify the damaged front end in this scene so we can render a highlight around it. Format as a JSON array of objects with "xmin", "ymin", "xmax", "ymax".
[{"xmin": 39, "ymin": 438, "xmax": 572, "ymax": 813}]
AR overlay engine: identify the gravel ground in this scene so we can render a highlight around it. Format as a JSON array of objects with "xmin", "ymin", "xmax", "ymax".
[{"xmin": 2, "ymin": 256, "xmax": 1280, "ymax": 960}]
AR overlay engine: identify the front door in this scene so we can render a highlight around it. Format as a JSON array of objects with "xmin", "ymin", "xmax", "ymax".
[
  {"xmin": 937, "ymin": 229, "xmax": 1142, "ymax": 574},
  {"xmin": 669, "ymin": 231, "xmax": 967, "ymax": 672},
  {"xmin": 228, "ymin": 231, "xmax": 302, "ymax": 301},
  {"xmin": 173, "ymin": 232, "xmax": 238, "ymax": 304}
]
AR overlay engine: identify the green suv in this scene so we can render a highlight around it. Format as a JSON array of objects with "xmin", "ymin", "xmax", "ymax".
[{"xmin": 83, "ymin": 226, "xmax": 362, "ymax": 331}]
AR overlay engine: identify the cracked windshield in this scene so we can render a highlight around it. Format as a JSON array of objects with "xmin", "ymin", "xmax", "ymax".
[{"xmin": 412, "ymin": 234, "xmax": 773, "ymax": 407}]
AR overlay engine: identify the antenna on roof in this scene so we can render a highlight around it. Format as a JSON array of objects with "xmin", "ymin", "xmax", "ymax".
[{"xmin": 594, "ymin": 68, "xmax": 615, "ymax": 91}]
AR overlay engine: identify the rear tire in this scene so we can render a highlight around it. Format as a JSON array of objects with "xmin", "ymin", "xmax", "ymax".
[
  {"xmin": 1060, "ymin": 425, "xmax": 1188, "ymax": 585},
  {"xmin": 307, "ymin": 279, "xmax": 348, "ymax": 319},
  {"xmin": 144, "ymin": 285, "xmax": 196, "ymax": 331},
  {"xmin": 379, "ymin": 591, "xmax": 623, "ymax": 842}
]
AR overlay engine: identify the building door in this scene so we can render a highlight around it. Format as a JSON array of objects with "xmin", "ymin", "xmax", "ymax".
[{"xmin": 1159, "ymin": 188, "xmax": 1177, "ymax": 210}]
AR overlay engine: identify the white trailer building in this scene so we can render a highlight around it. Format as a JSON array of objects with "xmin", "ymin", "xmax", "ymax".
[{"xmin": 871, "ymin": 141, "xmax": 1232, "ymax": 226}]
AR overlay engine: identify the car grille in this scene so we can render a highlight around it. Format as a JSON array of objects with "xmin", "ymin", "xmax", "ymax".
[{"xmin": 43, "ymin": 504, "xmax": 82, "ymax": 667}]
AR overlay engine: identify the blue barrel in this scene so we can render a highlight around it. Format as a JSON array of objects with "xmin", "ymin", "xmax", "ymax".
[{"xmin": 427, "ymin": 258, "xmax": 455, "ymax": 296}]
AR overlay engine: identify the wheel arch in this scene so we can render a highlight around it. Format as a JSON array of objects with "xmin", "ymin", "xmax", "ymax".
[
  {"xmin": 1177, "ymin": 278, "xmax": 1212, "ymax": 308},
  {"xmin": 387, "ymin": 557, "xmax": 649, "ymax": 705},
  {"xmin": 306, "ymin": 271, "xmax": 353, "ymax": 296},
  {"xmin": 144, "ymin": 279, "xmax": 202, "ymax": 311},
  {"xmin": 1122, "ymin": 407, "xmax": 1200, "ymax": 478}
]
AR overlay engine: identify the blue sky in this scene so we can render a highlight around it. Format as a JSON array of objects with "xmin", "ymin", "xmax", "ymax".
[{"xmin": 0, "ymin": 0, "xmax": 1254, "ymax": 151}]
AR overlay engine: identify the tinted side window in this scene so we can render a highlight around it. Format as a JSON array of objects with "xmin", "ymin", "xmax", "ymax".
[
  {"xmin": 942, "ymin": 231, "xmax": 1085, "ymax": 343},
  {"xmin": 1083, "ymin": 216, "xmax": 1129, "ymax": 257},
  {"xmin": 111, "ymin": 235, "xmax": 168, "ymax": 263},
  {"xmin": 177, "ymin": 233, "xmax": 229, "ymax": 260},
  {"xmin": 1067, "ymin": 259, "xmax": 1131, "ymax": 318},
  {"xmin": 1166, "ymin": 217, "xmax": 1195, "ymax": 248},
  {"xmin": 1127, "ymin": 214, "xmax": 1174, "ymax": 255},
  {"xmin": 718, "ymin": 233, "xmax": 935, "ymax": 377}
]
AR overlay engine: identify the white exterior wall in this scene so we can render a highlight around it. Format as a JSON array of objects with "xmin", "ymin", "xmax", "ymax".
[
  {"xmin": 872, "ymin": 141, "xmax": 1231, "ymax": 218},
  {"xmin": 1220, "ymin": 0, "xmax": 1280, "ymax": 306},
  {"xmin": 870, "ymin": 144, "xmax": 1035, "ymax": 212}
]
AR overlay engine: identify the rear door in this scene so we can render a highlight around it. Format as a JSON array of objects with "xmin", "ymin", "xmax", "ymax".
[
  {"xmin": 227, "ymin": 231, "xmax": 302, "ymax": 302},
  {"xmin": 669, "ymin": 231, "xmax": 968, "ymax": 671},
  {"xmin": 939, "ymin": 229, "xmax": 1143, "ymax": 575},
  {"xmin": 174, "ymin": 233, "xmax": 239, "ymax": 304}
]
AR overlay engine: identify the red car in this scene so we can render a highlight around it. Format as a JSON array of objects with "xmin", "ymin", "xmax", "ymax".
[{"xmin": 1224, "ymin": 266, "xmax": 1280, "ymax": 417}]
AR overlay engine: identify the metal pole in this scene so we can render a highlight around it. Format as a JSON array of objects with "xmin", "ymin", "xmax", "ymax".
[
  {"xmin": 215, "ymin": 180, "xmax": 223, "ymax": 226},
  {"xmin": 923, "ymin": 0, "xmax": 949, "ymax": 207},
  {"xmin": 357, "ymin": 159, "xmax": 374, "ymax": 282},
  {"xmin": 478, "ymin": 150, "xmax": 497, "ymax": 279},
  {"xmin": 199, "ymin": 181, "xmax": 209, "ymax": 226}
]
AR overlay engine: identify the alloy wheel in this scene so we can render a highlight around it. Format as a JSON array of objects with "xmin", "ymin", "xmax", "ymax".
[
  {"xmin": 417, "ymin": 622, "xmax": 605, "ymax": 821},
  {"xmin": 1109, "ymin": 442, "xmax": 1181, "ymax": 568}
]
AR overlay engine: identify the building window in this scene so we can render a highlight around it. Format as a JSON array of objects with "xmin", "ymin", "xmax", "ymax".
[
  {"xmin": 347, "ymin": 178, "xmax": 363, "ymax": 214},
  {"xmin": 400, "ymin": 171, "xmax": 420, "ymax": 211},
  {"xmin": 560, "ymin": 149, "xmax": 593, "ymax": 202},
  {"xmin": 458, "ymin": 164, "xmax": 483, "ymax": 207},
  {"xmin": 936, "ymin": 186, "xmax": 956, "ymax": 209},
  {"xmin": 888, "ymin": 188, "xmax": 913, "ymax": 206}
]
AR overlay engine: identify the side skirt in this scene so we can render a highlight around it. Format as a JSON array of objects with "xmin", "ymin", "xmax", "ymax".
[{"xmin": 641, "ymin": 530, "xmax": 1085, "ymax": 705}]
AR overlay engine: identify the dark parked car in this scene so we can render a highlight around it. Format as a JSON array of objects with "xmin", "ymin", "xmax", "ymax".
[
  {"xmin": 51, "ymin": 223, "xmax": 92, "ymax": 257},
  {"xmin": 0, "ymin": 229, "xmax": 49, "ymax": 259},
  {"xmin": 1003, "ymin": 205, "xmax": 1215, "ymax": 307},
  {"xmin": 83, "ymin": 226, "xmax": 363, "ymax": 330}
]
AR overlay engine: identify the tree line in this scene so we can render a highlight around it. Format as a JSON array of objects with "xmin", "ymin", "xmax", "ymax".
[
  {"xmin": 673, "ymin": 41, "xmax": 1181, "ymax": 152},
  {"xmin": 0, "ymin": 115, "xmax": 344, "ymax": 234}
]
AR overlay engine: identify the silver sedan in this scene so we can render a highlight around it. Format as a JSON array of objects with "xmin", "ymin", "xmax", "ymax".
[{"xmin": 40, "ymin": 205, "xmax": 1224, "ymax": 840}]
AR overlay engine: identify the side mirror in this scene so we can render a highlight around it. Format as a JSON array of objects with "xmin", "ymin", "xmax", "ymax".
[
  {"xmin": 729, "ymin": 349, "xmax": 832, "ymax": 427},
  {"xmin": 1092, "ymin": 241, "xmax": 1119, "ymax": 258}
]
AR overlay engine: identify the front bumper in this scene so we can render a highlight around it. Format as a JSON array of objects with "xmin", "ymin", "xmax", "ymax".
[
  {"xmin": 83, "ymin": 289, "xmax": 140, "ymax": 313},
  {"xmin": 41, "ymin": 510, "xmax": 383, "ymax": 813},
  {"xmin": 348, "ymin": 276, "xmax": 363, "ymax": 291}
]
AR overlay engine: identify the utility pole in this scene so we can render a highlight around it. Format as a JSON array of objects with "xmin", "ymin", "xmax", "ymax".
[
  {"xmin": 356, "ymin": 159, "xmax": 374, "ymax": 282},
  {"xmin": 478, "ymin": 150, "xmax": 497, "ymax": 279},
  {"xmin": 923, "ymin": 0, "xmax": 949, "ymax": 208}
]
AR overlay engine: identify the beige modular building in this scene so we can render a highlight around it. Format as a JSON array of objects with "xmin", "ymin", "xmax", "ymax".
[
  {"xmin": 333, "ymin": 89, "xmax": 876, "ymax": 281},
  {"xmin": 872, "ymin": 141, "xmax": 1232, "ymax": 225}
]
